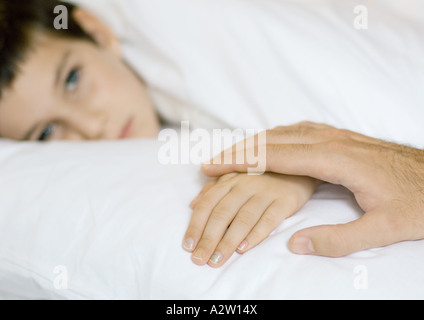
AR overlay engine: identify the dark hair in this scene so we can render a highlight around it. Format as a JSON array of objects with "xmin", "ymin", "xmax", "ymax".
[{"xmin": 0, "ymin": 0, "xmax": 93, "ymax": 99}]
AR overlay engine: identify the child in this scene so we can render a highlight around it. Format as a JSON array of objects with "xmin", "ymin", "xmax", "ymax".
[{"xmin": 0, "ymin": 0, "xmax": 160, "ymax": 141}]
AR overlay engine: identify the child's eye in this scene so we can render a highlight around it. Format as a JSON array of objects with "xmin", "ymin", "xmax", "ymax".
[
  {"xmin": 38, "ymin": 124, "xmax": 56, "ymax": 142},
  {"xmin": 65, "ymin": 68, "xmax": 81, "ymax": 92}
]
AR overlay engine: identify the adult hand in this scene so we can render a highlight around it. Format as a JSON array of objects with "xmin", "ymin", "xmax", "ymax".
[{"xmin": 201, "ymin": 121, "xmax": 424, "ymax": 257}]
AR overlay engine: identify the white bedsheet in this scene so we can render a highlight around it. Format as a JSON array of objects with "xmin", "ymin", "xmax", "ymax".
[{"xmin": 0, "ymin": 139, "xmax": 423, "ymax": 300}]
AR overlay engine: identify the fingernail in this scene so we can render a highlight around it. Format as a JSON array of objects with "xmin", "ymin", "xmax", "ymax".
[
  {"xmin": 291, "ymin": 237, "xmax": 315, "ymax": 255},
  {"xmin": 238, "ymin": 240, "xmax": 248, "ymax": 252},
  {"xmin": 192, "ymin": 248, "xmax": 206, "ymax": 261},
  {"xmin": 209, "ymin": 252, "xmax": 222, "ymax": 265},
  {"xmin": 183, "ymin": 238, "xmax": 195, "ymax": 251}
]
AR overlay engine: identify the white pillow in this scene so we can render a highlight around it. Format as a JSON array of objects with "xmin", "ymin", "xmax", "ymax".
[
  {"xmin": 0, "ymin": 139, "xmax": 423, "ymax": 300},
  {"xmin": 74, "ymin": 0, "xmax": 424, "ymax": 147}
]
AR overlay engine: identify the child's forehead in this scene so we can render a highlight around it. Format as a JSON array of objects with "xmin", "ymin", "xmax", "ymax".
[
  {"xmin": 20, "ymin": 31, "xmax": 90, "ymax": 76},
  {"xmin": 3, "ymin": 33, "xmax": 73, "ymax": 96},
  {"xmin": 16, "ymin": 35, "xmax": 64, "ymax": 75},
  {"xmin": 29, "ymin": 29, "xmax": 73, "ymax": 50}
]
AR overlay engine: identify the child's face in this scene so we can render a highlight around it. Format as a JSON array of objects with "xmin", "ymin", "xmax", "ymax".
[{"xmin": 0, "ymin": 10, "xmax": 160, "ymax": 142}]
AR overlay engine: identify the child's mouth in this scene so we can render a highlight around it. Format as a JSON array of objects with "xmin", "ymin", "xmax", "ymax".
[{"xmin": 119, "ymin": 118, "xmax": 134, "ymax": 140}]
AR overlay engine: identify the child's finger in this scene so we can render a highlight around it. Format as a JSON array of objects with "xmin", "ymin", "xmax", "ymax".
[
  {"xmin": 238, "ymin": 198, "xmax": 298, "ymax": 254},
  {"xmin": 207, "ymin": 195, "xmax": 273, "ymax": 268},
  {"xmin": 190, "ymin": 179, "xmax": 218, "ymax": 209},
  {"xmin": 183, "ymin": 180, "xmax": 234, "ymax": 253},
  {"xmin": 190, "ymin": 188, "xmax": 254, "ymax": 265},
  {"xmin": 190, "ymin": 173, "xmax": 238, "ymax": 209}
]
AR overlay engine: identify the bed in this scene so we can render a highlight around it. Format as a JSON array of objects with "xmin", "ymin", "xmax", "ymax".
[{"xmin": 1, "ymin": 0, "xmax": 424, "ymax": 299}]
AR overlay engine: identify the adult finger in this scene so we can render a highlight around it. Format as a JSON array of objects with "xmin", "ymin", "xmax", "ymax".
[
  {"xmin": 289, "ymin": 206, "xmax": 413, "ymax": 257},
  {"xmin": 202, "ymin": 122, "xmax": 345, "ymax": 170},
  {"xmin": 202, "ymin": 124, "xmax": 322, "ymax": 173},
  {"xmin": 203, "ymin": 142, "xmax": 354, "ymax": 187}
]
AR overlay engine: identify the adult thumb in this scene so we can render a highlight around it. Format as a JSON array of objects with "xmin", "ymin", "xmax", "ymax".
[{"xmin": 288, "ymin": 211, "xmax": 401, "ymax": 257}]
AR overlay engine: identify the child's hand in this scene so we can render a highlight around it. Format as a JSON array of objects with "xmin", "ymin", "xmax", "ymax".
[{"xmin": 183, "ymin": 173, "xmax": 322, "ymax": 267}]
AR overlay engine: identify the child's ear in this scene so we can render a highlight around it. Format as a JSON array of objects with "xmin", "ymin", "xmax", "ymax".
[{"xmin": 72, "ymin": 8, "xmax": 122, "ymax": 57}]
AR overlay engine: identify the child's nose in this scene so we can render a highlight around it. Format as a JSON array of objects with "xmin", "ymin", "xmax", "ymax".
[{"xmin": 62, "ymin": 107, "xmax": 108, "ymax": 140}]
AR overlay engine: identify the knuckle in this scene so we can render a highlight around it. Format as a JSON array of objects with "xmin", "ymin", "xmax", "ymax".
[
  {"xmin": 338, "ymin": 129, "xmax": 354, "ymax": 138},
  {"xmin": 322, "ymin": 128, "xmax": 349, "ymax": 139},
  {"xmin": 271, "ymin": 126, "xmax": 284, "ymax": 132},
  {"xmin": 194, "ymin": 201, "xmax": 213, "ymax": 214},
  {"xmin": 236, "ymin": 208, "xmax": 259, "ymax": 227},
  {"xmin": 259, "ymin": 210, "xmax": 280, "ymax": 230},
  {"xmin": 266, "ymin": 129, "xmax": 282, "ymax": 142},
  {"xmin": 198, "ymin": 234, "xmax": 216, "ymax": 248},
  {"xmin": 271, "ymin": 122, "xmax": 312, "ymax": 136},
  {"xmin": 322, "ymin": 139, "xmax": 350, "ymax": 154},
  {"xmin": 210, "ymin": 205, "xmax": 232, "ymax": 223},
  {"xmin": 291, "ymin": 125, "xmax": 310, "ymax": 138},
  {"xmin": 297, "ymin": 121, "xmax": 316, "ymax": 128},
  {"xmin": 322, "ymin": 128, "xmax": 341, "ymax": 139}
]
